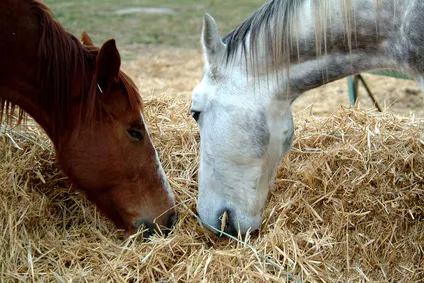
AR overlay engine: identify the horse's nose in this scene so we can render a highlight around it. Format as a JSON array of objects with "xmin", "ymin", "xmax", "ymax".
[
  {"xmin": 160, "ymin": 211, "xmax": 177, "ymax": 237},
  {"xmin": 134, "ymin": 211, "xmax": 177, "ymax": 238},
  {"xmin": 167, "ymin": 212, "xmax": 177, "ymax": 229},
  {"xmin": 215, "ymin": 210, "xmax": 238, "ymax": 237},
  {"xmin": 135, "ymin": 218, "xmax": 156, "ymax": 238}
]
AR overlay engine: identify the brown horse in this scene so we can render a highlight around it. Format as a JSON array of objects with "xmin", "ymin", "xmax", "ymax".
[{"xmin": 0, "ymin": 0, "xmax": 176, "ymax": 236}]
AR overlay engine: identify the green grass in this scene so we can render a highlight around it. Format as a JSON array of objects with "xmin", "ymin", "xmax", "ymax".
[{"xmin": 43, "ymin": 0, "xmax": 265, "ymax": 48}]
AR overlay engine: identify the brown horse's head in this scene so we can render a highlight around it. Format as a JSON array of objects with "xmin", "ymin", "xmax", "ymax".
[
  {"xmin": 53, "ymin": 32, "xmax": 176, "ymax": 236},
  {"xmin": 1, "ymin": 1, "xmax": 176, "ymax": 237}
]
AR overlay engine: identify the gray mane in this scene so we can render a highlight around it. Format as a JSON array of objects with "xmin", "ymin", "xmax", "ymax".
[
  {"xmin": 219, "ymin": 0, "xmax": 417, "ymax": 92},
  {"xmin": 223, "ymin": 0, "xmax": 308, "ymax": 66}
]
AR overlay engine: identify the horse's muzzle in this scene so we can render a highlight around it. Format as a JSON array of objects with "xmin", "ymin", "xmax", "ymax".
[{"xmin": 135, "ymin": 211, "xmax": 177, "ymax": 238}]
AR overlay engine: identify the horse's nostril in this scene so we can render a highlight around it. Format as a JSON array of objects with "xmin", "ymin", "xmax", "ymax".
[
  {"xmin": 217, "ymin": 210, "xmax": 239, "ymax": 237},
  {"xmin": 134, "ymin": 218, "xmax": 155, "ymax": 238},
  {"xmin": 141, "ymin": 227, "xmax": 153, "ymax": 238},
  {"xmin": 134, "ymin": 213, "xmax": 176, "ymax": 238},
  {"xmin": 219, "ymin": 210, "xmax": 229, "ymax": 236},
  {"xmin": 167, "ymin": 212, "xmax": 177, "ymax": 229}
]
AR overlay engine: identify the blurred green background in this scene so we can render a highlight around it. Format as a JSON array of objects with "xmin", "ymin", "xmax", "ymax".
[{"xmin": 43, "ymin": 0, "xmax": 265, "ymax": 48}]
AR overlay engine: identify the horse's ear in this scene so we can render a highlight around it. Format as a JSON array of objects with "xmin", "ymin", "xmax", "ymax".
[
  {"xmin": 202, "ymin": 14, "xmax": 225, "ymax": 63},
  {"xmin": 81, "ymin": 31, "xmax": 94, "ymax": 46},
  {"xmin": 96, "ymin": 39, "xmax": 121, "ymax": 85}
]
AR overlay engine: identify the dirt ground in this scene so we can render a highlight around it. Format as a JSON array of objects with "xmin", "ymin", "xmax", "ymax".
[{"xmin": 122, "ymin": 45, "xmax": 424, "ymax": 118}]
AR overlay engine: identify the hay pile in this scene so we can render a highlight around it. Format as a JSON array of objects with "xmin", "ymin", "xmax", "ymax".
[{"xmin": 1, "ymin": 84, "xmax": 423, "ymax": 281}]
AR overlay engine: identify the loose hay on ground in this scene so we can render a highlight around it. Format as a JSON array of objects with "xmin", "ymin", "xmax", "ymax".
[{"xmin": 0, "ymin": 91, "xmax": 423, "ymax": 281}]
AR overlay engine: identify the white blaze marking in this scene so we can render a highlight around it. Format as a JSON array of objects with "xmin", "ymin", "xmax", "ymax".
[{"xmin": 141, "ymin": 113, "xmax": 175, "ymax": 202}]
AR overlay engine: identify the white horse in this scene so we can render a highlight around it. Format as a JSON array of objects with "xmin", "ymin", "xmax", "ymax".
[{"xmin": 191, "ymin": 0, "xmax": 424, "ymax": 235}]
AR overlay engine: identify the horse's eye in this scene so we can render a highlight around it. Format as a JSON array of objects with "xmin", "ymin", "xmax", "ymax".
[
  {"xmin": 127, "ymin": 129, "xmax": 143, "ymax": 141},
  {"xmin": 190, "ymin": 110, "xmax": 201, "ymax": 122}
]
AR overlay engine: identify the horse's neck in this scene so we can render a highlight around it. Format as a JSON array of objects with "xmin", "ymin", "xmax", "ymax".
[
  {"xmin": 286, "ymin": 50, "xmax": 399, "ymax": 93},
  {"xmin": 0, "ymin": 1, "xmax": 88, "ymax": 141},
  {"xmin": 258, "ymin": 0, "xmax": 412, "ymax": 96},
  {"xmin": 0, "ymin": 2, "xmax": 52, "ymax": 133}
]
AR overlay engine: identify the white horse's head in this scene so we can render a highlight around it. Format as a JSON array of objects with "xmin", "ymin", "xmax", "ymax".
[
  {"xmin": 192, "ymin": 0, "xmax": 418, "ymax": 235},
  {"xmin": 191, "ymin": 14, "xmax": 295, "ymax": 235}
]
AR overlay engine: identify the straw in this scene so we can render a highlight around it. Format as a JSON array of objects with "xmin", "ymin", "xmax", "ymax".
[{"xmin": 0, "ymin": 51, "xmax": 423, "ymax": 281}]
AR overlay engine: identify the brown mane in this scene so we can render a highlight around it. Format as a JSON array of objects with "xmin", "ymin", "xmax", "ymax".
[
  {"xmin": 1, "ymin": 0, "xmax": 142, "ymax": 142},
  {"xmin": 0, "ymin": 0, "xmax": 176, "ymax": 235}
]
